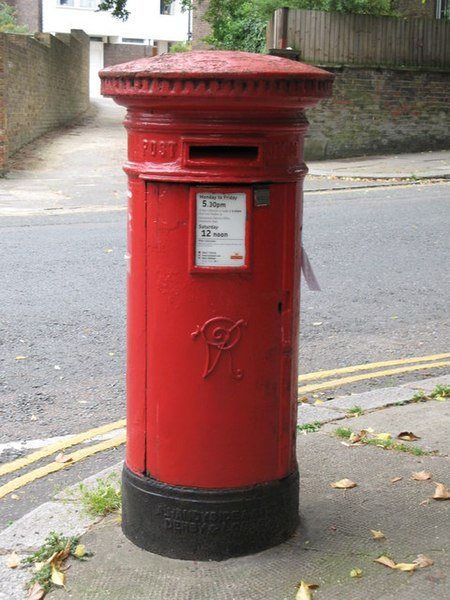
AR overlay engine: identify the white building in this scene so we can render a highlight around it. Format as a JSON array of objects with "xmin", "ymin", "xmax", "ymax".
[{"xmin": 39, "ymin": 0, "xmax": 190, "ymax": 95}]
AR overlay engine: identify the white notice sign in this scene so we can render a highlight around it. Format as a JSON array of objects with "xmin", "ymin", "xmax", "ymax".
[{"xmin": 195, "ymin": 192, "xmax": 247, "ymax": 268}]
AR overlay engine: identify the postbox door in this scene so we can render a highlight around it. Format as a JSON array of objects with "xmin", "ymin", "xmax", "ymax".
[{"xmin": 143, "ymin": 181, "xmax": 301, "ymax": 489}]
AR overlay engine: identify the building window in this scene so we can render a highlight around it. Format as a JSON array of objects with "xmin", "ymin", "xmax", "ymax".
[
  {"xmin": 160, "ymin": 0, "xmax": 174, "ymax": 15},
  {"xmin": 79, "ymin": 0, "xmax": 97, "ymax": 7},
  {"xmin": 57, "ymin": 0, "xmax": 98, "ymax": 8},
  {"xmin": 122, "ymin": 38, "xmax": 145, "ymax": 44}
]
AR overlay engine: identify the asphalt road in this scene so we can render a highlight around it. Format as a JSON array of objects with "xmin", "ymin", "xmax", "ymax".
[
  {"xmin": 0, "ymin": 180, "xmax": 449, "ymax": 527},
  {"xmin": 299, "ymin": 182, "xmax": 450, "ymax": 383}
]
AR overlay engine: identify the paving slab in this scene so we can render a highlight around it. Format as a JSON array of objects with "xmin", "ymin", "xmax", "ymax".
[
  {"xmin": 321, "ymin": 399, "xmax": 450, "ymax": 456},
  {"xmin": 324, "ymin": 386, "xmax": 415, "ymax": 412},
  {"xmin": 308, "ymin": 150, "xmax": 450, "ymax": 180},
  {"xmin": 401, "ymin": 374, "xmax": 450, "ymax": 394},
  {"xmin": 0, "ymin": 501, "xmax": 94, "ymax": 553},
  {"xmin": 297, "ymin": 403, "xmax": 346, "ymax": 426},
  {"xmin": 47, "ymin": 431, "xmax": 450, "ymax": 600},
  {"xmin": 44, "ymin": 398, "xmax": 449, "ymax": 600}
]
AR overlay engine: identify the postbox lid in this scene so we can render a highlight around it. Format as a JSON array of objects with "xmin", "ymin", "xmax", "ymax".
[{"xmin": 100, "ymin": 51, "xmax": 333, "ymax": 104}]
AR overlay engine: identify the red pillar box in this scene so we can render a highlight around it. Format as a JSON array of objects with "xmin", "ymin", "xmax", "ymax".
[{"xmin": 100, "ymin": 51, "xmax": 333, "ymax": 560}]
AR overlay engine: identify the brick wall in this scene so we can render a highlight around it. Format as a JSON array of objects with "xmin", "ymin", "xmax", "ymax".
[
  {"xmin": 305, "ymin": 66, "xmax": 450, "ymax": 159},
  {"xmin": 0, "ymin": 29, "xmax": 89, "ymax": 173},
  {"xmin": 191, "ymin": 0, "xmax": 212, "ymax": 49},
  {"xmin": 104, "ymin": 43, "xmax": 157, "ymax": 68},
  {"xmin": 7, "ymin": 0, "xmax": 41, "ymax": 33}
]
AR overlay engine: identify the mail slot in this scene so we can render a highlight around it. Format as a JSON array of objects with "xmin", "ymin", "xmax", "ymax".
[
  {"xmin": 188, "ymin": 145, "xmax": 260, "ymax": 161},
  {"xmin": 100, "ymin": 51, "xmax": 333, "ymax": 560}
]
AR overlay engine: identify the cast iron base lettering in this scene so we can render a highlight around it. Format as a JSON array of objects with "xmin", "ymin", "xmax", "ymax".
[{"xmin": 122, "ymin": 465, "xmax": 299, "ymax": 561}]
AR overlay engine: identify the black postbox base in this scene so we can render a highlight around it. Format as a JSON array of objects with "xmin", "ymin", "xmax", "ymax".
[{"xmin": 122, "ymin": 464, "xmax": 299, "ymax": 561}]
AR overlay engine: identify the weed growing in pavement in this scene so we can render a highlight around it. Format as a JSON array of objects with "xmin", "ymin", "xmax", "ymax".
[
  {"xmin": 347, "ymin": 405, "xmax": 364, "ymax": 417},
  {"xmin": 334, "ymin": 427, "xmax": 352, "ymax": 439},
  {"xmin": 21, "ymin": 532, "xmax": 80, "ymax": 567},
  {"xmin": 297, "ymin": 421, "xmax": 322, "ymax": 433},
  {"xmin": 430, "ymin": 384, "xmax": 450, "ymax": 400},
  {"xmin": 334, "ymin": 427, "xmax": 431, "ymax": 456},
  {"xmin": 410, "ymin": 384, "xmax": 450, "ymax": 403},
  {"xmin": 399, "ymin": 384, "xmax": 449, "ymax": 405},
  {"xmin": 364, "ymin": 437, "xmax": 428, "ymax": 456},
  {"xmin": 22, "ymin": 531, "xmax": 90, "ymax": 594},
  {"xmin": 78, "ymin": 473, "xmax": 121, "ymax": 517},
  {"xmin": 412, "ymin": 390, "xmax": 428, "ymax": 402}
]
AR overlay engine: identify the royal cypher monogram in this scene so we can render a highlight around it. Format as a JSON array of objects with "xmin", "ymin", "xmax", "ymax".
[{"xmin": 191, "ymin": 316, "xmax": 246, "ymax": 379}]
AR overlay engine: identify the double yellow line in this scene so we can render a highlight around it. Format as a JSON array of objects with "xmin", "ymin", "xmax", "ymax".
[
  {"xmin": 298, "ymin": 352, "xmax": 450, "ymax": 395},
  {"xmin": 1, "ymin": 352, "xmax": 448, "ymax": 499},
  {"xmin": 0, "ymin": 420, "xmax": 126, "ymax": 499}
]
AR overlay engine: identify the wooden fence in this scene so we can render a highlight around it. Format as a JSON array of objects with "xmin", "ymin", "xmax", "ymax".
[{"xmin": 268, "ymin": 8, "xmax": 450, "ymax": 68}]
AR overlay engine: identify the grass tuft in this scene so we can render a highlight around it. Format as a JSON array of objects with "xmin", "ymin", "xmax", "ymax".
[
  {"xmin": 78, "ymin": 473, "xmax": 122, "ymax": 517},
  {"xmin": 297, "ymin": 421, "xmax": 322, "ymax": 433}
]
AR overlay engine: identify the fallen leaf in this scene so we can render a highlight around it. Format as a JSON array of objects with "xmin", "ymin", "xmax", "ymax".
[
  {"xmin": 397, "ymin": 431, "xmax": 421, "ymax": 441},
  {"xmin": 54, "ymin": 452, "xmax": 73, "ymax": 464},
  {"xmin": 391, "ymin": 476, "xmax": 403, "ymax": 483},
  {"xmin": 350, "ymin": 568, "xmax": 363, "ymax": 578},
  {"xmin": 300, "ymin": 396, "xmax": 309, "ymax": 404},
  {"xmin": 432, "ymin": 482, "xmax": 450, "ymax": 500},
  {"xmin": 330, "ymin": 478, "xmax": 357, "ymax": 489},
  {"xmin": 15, "ymin": 355, "xmax": 28, "ymax": 361},
  {"xmin": 313, "ymin": 400, "xmax": 324, "ymax": 405},
  {"xmin": 375, "ymin": 555, "xmax": 417, "ymax": 572},
  {"xmin": 296, "ymin": 581, "xmax": 318, "ymax": 600},
  {"xmin": 371, "ymin": 529, "xmax": 386, "ymax": 540},
  {"xmin": 375, "ymin": 433, "xmax": 392, "ymax": 441},
  {"xmin": 393, "ymin": 562, "xmax": 417, "ymax": 572},
  {"xmin": 73, "ymin": 544, "xmax": 86, "ymax": 558},
  {"xmin": 342, "ymin": 440, "xmax": 364, "ymax": 447},
  {"xmin": 52, "ymin": 544, "xmax": 71, "ymax": 564},
  {"xmin": 27, "ymin": 582, "xmax": 46, "ymax": 600},
  {"xmin": 348, "ymin": 432, "xmax": 366, "ymax": 444},
  {"xmin": 414, "ymin": 554, "xmax": 434, "ymax": 568},
  {"xmin": 412, "ymin": 471, "xmax": 432, "ymax": 481},
  {"xmin": 374, "ymin": 555, "xmax": 396, "ymax": 569},
  {"xmin": 51, "ymin": 564, "xmax": 65, "ymax": 587},
  {"xmin": 5, "ymin": 551, "xmax": 20, "ymax": 568}
]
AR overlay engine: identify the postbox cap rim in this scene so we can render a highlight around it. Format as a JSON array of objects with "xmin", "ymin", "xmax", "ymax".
[{"xmin": 99, "ymin": 50, "xmax": 334, "ymax": 81}]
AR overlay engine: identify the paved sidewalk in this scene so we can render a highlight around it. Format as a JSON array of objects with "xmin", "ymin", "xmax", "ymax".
[
  {"xmin": 1, "ymin": 99, "xmax": 449, "ymax": 217},
  {"xmin": 0, "ymin": 100, "xmax": 127, "ymax": 217},
  {"xmin": 307, "ymin": 150, "xmax": 450, "ymax": 181},
  {"xmin": 0, "ymin": 374, "xmax": 448, "ymax": 599}
]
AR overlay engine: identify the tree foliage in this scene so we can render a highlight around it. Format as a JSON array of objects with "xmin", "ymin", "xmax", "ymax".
[
  {"xmin": 0, "ymin": 2, "xmax": 29, "ymax": 33},
  {"xmin": 97, "ymin": 0, "xmax": 396, "ymax": 52},
  {"xmin": 201, "ymin": 0, "xmax": 267, "ymax": 52},
  {"xmin": 197, "ymin": 0, "xmax": 395, "ymax": 51}
]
